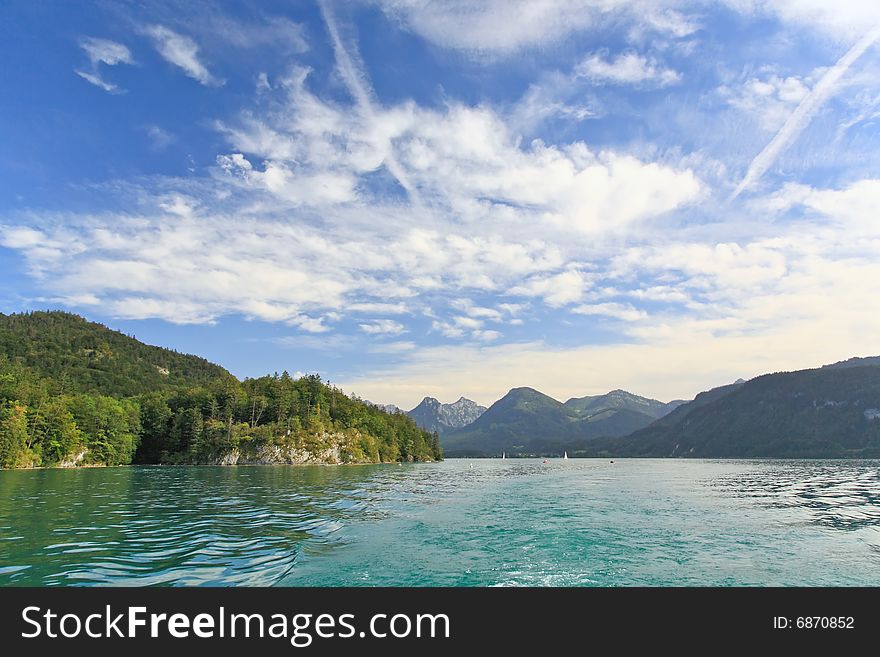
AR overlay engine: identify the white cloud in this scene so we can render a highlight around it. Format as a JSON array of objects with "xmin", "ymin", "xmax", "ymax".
[
  {"xmin": 80, "ymin": 37, "xmax": 133, "ymax": 67},
  {"xmin": 158, "ymin": 194, "xmax": 197, "ymax": 217},
  {"xmin": 213, "ymin": 65, "xmax": 701, "ymax": 235},
  {"xmin": 2, "ymin": 57, "xmax": 701, "ymax": 326},
  {"xmin": 75, "ymin": 70, "xmax": 122, "ymax": 94},
  {"xmin": 431, "ymin": 320, "xmax": 465, "ymax": 339},
  {"xmin": 450, "ymin": 299, "xmax": 506, "ymax": 322},
  {"xmin": 359, "ymin": 319, "xmax": 407, "ymax": 335},
  {"xmin": 375, "ymin": 0, "xmax": 697, "ymax": 56},
  {"xmin": 573, "ymin": 302, "xmax": 648, "ymax": 321},
  {"xmin": 576, "ymin": 52, "xmax": 681, "ymax": 86},
  {"xmin": 635, "ymin": 8, "xmax": 700, "ymax": 39},
  {"xmin": 75, "ymin": 37, "xmax": 133, "ymax": 93},
  {"xmin": 718, "ymin": 71, "xmax": 812, "ymax": 131},
  {"xmin": 0, "ymin": 226, "xmax": 47, "ymax": 249},
  {"xmin": 755, "ymin": 179, "xmax": 880, "ymax": 234},
  {"xmin": 508, "ymin": 269, "xmax": 591, "ymax": 307},
  {"xmin": 289, "ymin": 315, "xmax": 333, "ymax": 333},
  {"xmin": 145, "ymin": 25, "xmax": 223, "ymax": 86}
]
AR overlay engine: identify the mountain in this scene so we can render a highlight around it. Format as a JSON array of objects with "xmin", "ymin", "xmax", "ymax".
[
  {"xmin": 0, "ymin": 311, "xmax": 441, "ymax": 468},
  {"xmin": 441, "ymin": 387, "xmax": 675, "ymax": 456},
  {"xmin": 564, "ymin": 389, "xmax": 684, "ymax": 419},
  {"xmin": 0, "ymin": 311, "xmax": 234, "ymax": 397},
  {"xmin": 582, "ymin": 362, "xmax": 880, "ymax": 458},
  {"xmin": 407, "ymin": 396, "xmax": 487, "ymax": 435}
]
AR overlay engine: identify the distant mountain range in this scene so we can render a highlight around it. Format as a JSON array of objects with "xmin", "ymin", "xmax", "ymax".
[
  {"xmin": 417, "ymin": 355, "xmax": 880, "ymax": 459},
  {"xmin": 440, "ymin": 388, "xmax": 681, "ymax": 457}
]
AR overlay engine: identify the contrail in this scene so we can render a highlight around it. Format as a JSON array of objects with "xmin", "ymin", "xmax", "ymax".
[
  {"xmin": 318, "ymin": 0, "xmax": 420, "ymax": 204},
  {"xmin": 730, "ymin": 23, "xmax": 880, "ymax": 200}
]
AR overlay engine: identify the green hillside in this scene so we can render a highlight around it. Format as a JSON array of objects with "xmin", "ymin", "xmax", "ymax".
[
  {"xmin": 582, "ymin": 365, "xmax": 880, "ymax": 458},
  {"xmin": 564, "ymin": 389, "xmax": 682, "ymax": 419},
  {"xmin": 0, "ymin": 311, "xmax": 234, "ymax": 396},
  {"xmin": 0, "ymin": 311, "xmax": 441, "ymax": 468}
]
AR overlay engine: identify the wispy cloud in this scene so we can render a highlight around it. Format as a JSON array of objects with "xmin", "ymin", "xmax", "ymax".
[
  {"xmin": 318, "ymin": 0, "xmax": 419, "ymax": 203},
  {"xmin": 75, "ymin": 36, "xmax": 133, "ymax": 94},
  {"xmin": 80, "ymin": 37, "xmax": 133, "ymax": 67},
  {"xmin": 576, "ymin": 52, "xmax": 681, "ymax": 87},
  {"xmin": 75, "ymin": 70, "xmax": 122, "ymax": 94},
  {"xmin": 731, "ymin": 23, "xmax": 880, "ymax": 199},
  {"xmin": 145, "ymin": 25, "xmax": 223, "ymax": 86},
  {"xmin": 359, "ymin": 319, "xmax": 407, "ymax": 335}
]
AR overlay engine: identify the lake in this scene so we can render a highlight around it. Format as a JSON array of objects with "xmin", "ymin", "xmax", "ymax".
[{"xmin": 1, "ymin": 459, "xmax": 879, "ymax": 586}]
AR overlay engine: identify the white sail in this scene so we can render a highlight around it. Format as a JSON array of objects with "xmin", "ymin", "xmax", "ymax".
[{"xmin": 563, "ymin": 451, "xmax": 568, "ymax": 459}]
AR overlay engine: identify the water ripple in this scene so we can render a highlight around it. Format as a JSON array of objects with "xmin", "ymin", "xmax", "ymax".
[{"xmin": 1, "ymin": 460, "xmax": 880, "ymax": 586}]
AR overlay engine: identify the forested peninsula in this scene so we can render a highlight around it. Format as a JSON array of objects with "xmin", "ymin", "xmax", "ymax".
[{"xmin": 0, "ymin": 311, "xmax": 441, "ymax": 469}]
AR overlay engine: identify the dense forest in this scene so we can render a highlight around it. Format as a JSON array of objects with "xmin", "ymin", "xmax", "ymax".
[{"xmin": 0, "ymin": 311, "xmax": 441, "ymax": 469}]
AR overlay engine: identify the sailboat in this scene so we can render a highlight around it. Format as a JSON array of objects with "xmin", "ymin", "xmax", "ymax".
[
  {"xmin": 563, "ymin": 451, "xmax": 568, "ymax": 460},
  {"xmin": 502, "ymin": 452, "xmax": 506, "ymax": 459}
]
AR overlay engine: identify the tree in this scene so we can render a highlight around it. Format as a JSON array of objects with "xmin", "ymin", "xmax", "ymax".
[
  {"xmin": 31, "ymin": 397, "xmax": 83, "ymax": 464},
  {"xmin": 0, "ymin": 401, "xmax": 29, "ymax": 468}
]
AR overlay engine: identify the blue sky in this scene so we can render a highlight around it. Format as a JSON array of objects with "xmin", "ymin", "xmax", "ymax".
[{"xmin": 2, "ymin": 0, "xmax": 880, "ymax": 408}]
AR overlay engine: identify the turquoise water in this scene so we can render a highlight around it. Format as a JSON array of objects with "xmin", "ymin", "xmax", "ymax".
[{"xmin": 1, "ymin": 459, "xmax": 879, "ymax": 586}]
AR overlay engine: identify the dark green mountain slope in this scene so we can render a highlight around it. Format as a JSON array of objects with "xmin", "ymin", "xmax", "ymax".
[
  {"xmin": 582, "ymin": 365, "xmax": 880, "ymax": 458},
  {"xmin": 0, "ymin": 311, "xmax": 440, "ymax": 468},
  {"xmin": 0, "ymin": 311, "xmax": 234, "ymax": 397}
]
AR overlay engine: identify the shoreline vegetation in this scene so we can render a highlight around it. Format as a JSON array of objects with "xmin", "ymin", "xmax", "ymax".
[{"xmin": 0, "ymin": 311, "xmax": 441, "ymax": 470}]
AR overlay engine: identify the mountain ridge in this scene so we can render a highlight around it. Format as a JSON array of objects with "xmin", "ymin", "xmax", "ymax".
[
  {"xmin": 441, "ymin": 386, "xmax": 678, "ymax": 456},
  {"xmin": 407, "ymin": 395, "xmax": 487, "ymax": 435}
]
